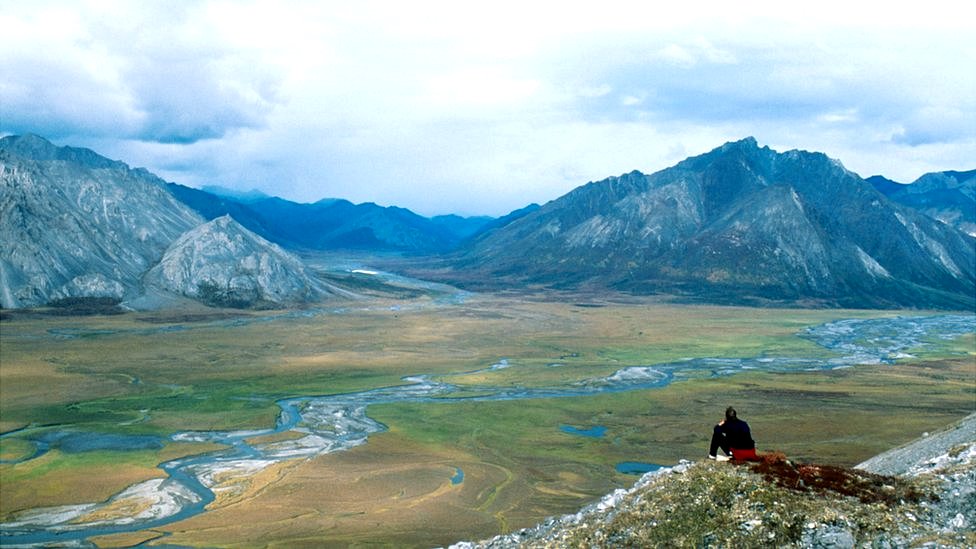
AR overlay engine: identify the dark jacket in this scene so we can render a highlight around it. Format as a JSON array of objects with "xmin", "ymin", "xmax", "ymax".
[{"xmin": 718, "ymin": 418, "xmax": 754, "ymax": 450}]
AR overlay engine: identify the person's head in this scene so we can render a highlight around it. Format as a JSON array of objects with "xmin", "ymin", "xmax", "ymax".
[{"xmin": 725, "ymin": 406, "xmax": 737, "ymax": 421}]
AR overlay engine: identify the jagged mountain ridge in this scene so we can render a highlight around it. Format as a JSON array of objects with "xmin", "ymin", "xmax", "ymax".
[
  {"xmin": 167, "ymin": 183, "xmax": 495, "ymax": 253},
  {"xmin": 868, "ymin": 170, "xmax": 976, "ymax": 237},
  {"xmin": 4, "ymin": 134, "xmax": 974, "ymax": 310},
  {"xmin": 143, "ymin": 215, "xmax": 345, "ymax": 307},
  {"xmin": 456, "ymin": 138, "xmax": 976, "ymax": 309},
  {"xmin": 0, "ymin": 134, "xmax": 204, "ymax": 308}
]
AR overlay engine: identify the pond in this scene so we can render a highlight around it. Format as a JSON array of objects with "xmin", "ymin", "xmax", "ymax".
[
  {"xmin": 615, "ymin": 462, "xmax": 664, "ymax": 475},
  {"xmin": 560, "ymin": 425, "xmax": 608, "ymax": 438}
]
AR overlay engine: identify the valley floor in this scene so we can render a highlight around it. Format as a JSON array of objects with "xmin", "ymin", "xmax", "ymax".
[{"xmin": 0, "ymin": 293, "xmax": 973, "ymax": 547}]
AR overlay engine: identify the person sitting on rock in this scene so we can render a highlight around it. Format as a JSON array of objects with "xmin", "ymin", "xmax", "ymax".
[{"xmin": 708, "ymin": 406, "xmax": 757, "ymax": 461}]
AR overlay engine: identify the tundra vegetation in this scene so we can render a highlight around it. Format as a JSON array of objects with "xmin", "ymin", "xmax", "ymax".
[{"xmin": 1, "ymin": 293, "xmax": 973, "ymax": 547}]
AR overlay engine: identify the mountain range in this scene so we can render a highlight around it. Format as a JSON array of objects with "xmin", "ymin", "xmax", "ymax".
[
  {"xmin": 450, "ymin": 138, "xmax": 975, "ymax": 309},
  {"xmin": 166, "ymin": 182, "xmax": 493, "ymax": 253},
  {"xmin": 0, "ymin": 135, "xmax": 342, "ymax": 309},
  {"xmin": 867, "ymin": 170, "xmax": 975, "ymax": 237},
  {"xmin": 0, "ymin": 134, "xmax": 203, "ymax": 308},
  {"xmin": 1, "ymin": 134, "xmax": 973, "ymax": 310}
]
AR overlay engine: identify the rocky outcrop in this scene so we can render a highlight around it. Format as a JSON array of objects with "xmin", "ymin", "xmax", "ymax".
[
  {"xmin": 0, "ymin": 134, "xmax": 203, "ymax": 308},
  {"xmin": 452, "ymin": 414, "xmax": 976, "ymax": 548},
  {"xmin": 143, "ymin": 215, "xmax": 344, "ymax": 308}
]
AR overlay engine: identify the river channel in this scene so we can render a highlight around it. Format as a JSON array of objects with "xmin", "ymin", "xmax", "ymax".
[{"xmin": 1, "ymin": 314, "xmax": 973, "ymax": 546}]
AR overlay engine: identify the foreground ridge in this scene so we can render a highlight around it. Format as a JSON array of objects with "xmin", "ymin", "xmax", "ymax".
[{"xmin": 451, "ymin": 414, "xmax": 975, "ymax": 548}]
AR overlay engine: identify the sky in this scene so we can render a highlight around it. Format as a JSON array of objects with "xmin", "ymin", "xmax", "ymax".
[{"xmin": 2, "ymin": 1, "xmax": 974, "ymax": 216}]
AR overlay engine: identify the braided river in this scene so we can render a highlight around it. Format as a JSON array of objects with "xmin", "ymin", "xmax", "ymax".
[{"xmin": 1, "ymin": 314, "xmax": 973, "ymax": 546}]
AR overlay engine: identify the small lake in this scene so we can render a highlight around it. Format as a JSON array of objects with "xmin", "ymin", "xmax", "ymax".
[
  {"xmin": 451, "ymin": 467, "xmax": 465, "ymax": 485},
  {"xmin": 560, "ymin": 425, "xmax": 607, "ymax": 438},
  {"xmin": 615, "ymin": 462, "xmax": 664, "ymax": 475}
]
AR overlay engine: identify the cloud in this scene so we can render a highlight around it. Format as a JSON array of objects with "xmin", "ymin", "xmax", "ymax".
[
  {"xmin": 126, "ymin": 51, "xmax": 280, "ymax": 144},
  {"xmin": 2, "ymin": 1, "xmax": 974, "ymax": 215},
  {"xmin": 891, "ymin": 106, "xmax": 976, "ymax": 146},
  {"xmin": 655, "ymin": 38, "xmax": 737, "ymax": 68},
  {"xmin": 0, "ymin": 1, "xmax": 282, "ymax": 144},
  {"xmin": 424, "ymin": 68, "xmax": 541, "ymax": 108}
]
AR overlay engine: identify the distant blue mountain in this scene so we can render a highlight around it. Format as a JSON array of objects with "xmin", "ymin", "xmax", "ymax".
[
  {"xmin": 166, "ymin": 184, "xmax": 496, "ymax": 253},
  {"xmin": 868, "ymin": 170, "xmax": 975, "ymax": 237},
  {"xmin": 429, "ymin": 214, "xmax": 496, "ymax": 241}
]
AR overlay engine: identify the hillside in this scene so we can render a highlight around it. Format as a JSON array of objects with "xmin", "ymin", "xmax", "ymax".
[
  {"xmin": 452, "ymin": 138, "xmax": 976, "ymax": 309},
  {"xmin": 868, "ymin": 170, "xmax": 976, "ymax": 237},
  {"xmin": 0, "ymin": 135, "xmax": 352, "ymax": 310},
  {"xmin": 452, "ymin": 414, "xmax": 976, "ymax": 548},
  {"xmin": 142, "ymin": 215, "xmax": 351, "ymax": 308}
]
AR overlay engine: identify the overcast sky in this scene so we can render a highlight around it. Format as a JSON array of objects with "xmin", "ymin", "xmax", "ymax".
[{"xmin": 2, "ymin": 1, "xmax": 973, "ymax": 216}]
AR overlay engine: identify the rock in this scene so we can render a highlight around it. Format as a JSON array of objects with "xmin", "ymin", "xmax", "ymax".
[
  {"xmin": 143, "ymin": 215, "xmax": 344, "ymax": 308},
  {"xmin": 802, "ymin": 525, "xmax": 856, "ymax": 548}
]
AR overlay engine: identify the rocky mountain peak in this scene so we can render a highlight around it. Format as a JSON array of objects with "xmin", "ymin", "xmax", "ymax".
[
  {"xmin": 719, "ymin": 135, "xmax": 761, "ymax": 152},
  {"xmin": 143, "ymin": 215, "xmax": 332, "ymax": 308},
  {"xmin": 0, "ymin": 135, "xmax": 203, "ymax": 308},
  {"xmin": 456, "ymin": 139, "xmax": 975, "ymax": 309}
]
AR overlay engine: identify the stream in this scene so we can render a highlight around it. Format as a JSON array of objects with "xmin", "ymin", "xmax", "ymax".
[{"xmin": 1, "ymin": 314, "xmax": 973, "ymax": 546}]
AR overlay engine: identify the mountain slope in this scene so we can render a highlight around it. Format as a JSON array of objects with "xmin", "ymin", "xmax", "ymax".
[
  {"xmin": 456, "ymin": 138, "xmax": 976, "ymax": 309},
  {"xmin": 868, "ymin": 170, "xmax": 976, "ymax": 237},
  {"xmin": 143, "ymin": 215, "xmax": 344, "ymax": 307},
  {"xmin": 0, "ymin": 134, "xmax": 204, "ymax": 308}
]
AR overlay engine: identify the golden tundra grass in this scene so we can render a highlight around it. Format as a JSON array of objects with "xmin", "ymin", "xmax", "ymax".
[{"xmin": 1, "ymin": 295, "xmax": 972, "ymax": 547}]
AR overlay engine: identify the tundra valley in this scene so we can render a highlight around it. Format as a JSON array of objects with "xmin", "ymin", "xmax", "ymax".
[{"xmin": 1, "ymin": 135, "xmax": 974, "ymax": 547}]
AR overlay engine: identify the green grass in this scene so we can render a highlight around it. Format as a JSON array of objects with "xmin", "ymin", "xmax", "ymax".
[
  {"xmin": 0, "ymin": 297, "xmax": 971, "ymax": 545},
  {"xmin": 0, "ymin": 437, "xmax": 35, "ymax": 462},
  {"xmin": 0, "ymin": 440, "xmax": 222, "ymax": 517}
]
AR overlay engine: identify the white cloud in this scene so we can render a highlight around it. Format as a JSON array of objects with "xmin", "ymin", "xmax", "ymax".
[
  {"xmin": 578, "ymin": 84, "xmax": 613, "ymax": 98},
  {"xmin": 2, "ymin": 0, "xmax": 974, "ymax": 215},
  {"xmin": 818, "ymin": 109, "xmax": 860, "ymax": 124},
  {"xmin": 424, "ymin": 68, "xmax": 541, "ymax": 108}
]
